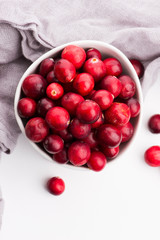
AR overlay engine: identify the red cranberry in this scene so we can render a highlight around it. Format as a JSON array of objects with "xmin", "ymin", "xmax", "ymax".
[
  {"xmin": 56, "ymin": 128, "xmax": 73, "ymax": 142},
  {"xmin": 144, "ymin": 146, "xmax": 160, "ymax": 167},
  {"xmin": 130, "ymin": 59, "xmax": 144, "ymax": 78},
  {"xmin": 37, "ymin": 98, "xmax": 55, "ymax": 118},
  {"xmin": 87, "ymin": 151, "xmax": 107, "ymax": 171},
  {"xmin": 43, "ymin": 134, "xmax": 64, "ymax": 154},
  {"xmin": 39, "ymin": 58, "xmax": 54, "ymax": 77},
  {"xmin": 68, "ymin": 141, "xmax": 91, "ymax": 166},
  {"xmin": 83, "ymin": 131, "xmax": 98, "ymax": 149},
  {"xmin": 61, "ymin": 45, "xmax": 86, "ymax": 69},
  {"xmin": 54, "ymin": 59, "xmax": 76, "ymax": 83},
  {"xmin": 91, "ymin": 112, "xmax": 104, "ymax": 128},
  {"xmin": 119, "ymin": 75, "xmax": 136, "ymax": 99},
  {"xmin": 105, "ymin": 102, "xmax": 131, "ymax": 126},
  {"xmin": 100, "ymin": 75, "xmax": 122, "ymax": 98},
  {"xmin": 83, "ymin": 58, "xmax": 106, "ymax": 82},
  {"xmin": 53, "ymin": 147, "xmax": 69, "ymax": 164},
  {"xmin": 117, "ymin": 122, "xmax": 134, "ymax": 142},
  {"xmin": 73, "ymin": 73, "xmax": 94, "ymax": 96},
  {"xmin": 101, "ymin": 145, "xmax": 119, "ymax": 159},
  {"xmin": 46, "ymin": 83, "xmax": 64, "ymax": 100},
  {"xmin": 91, "ymin": 90, "xmax": 114, "ymax": 111},
  {"xmin": 97, "ymin": 124, "xmax": 122, "ymax": 148},
  {"xmin": 61, "ymin": 92, "xmax": 84, "ymax": 116},
  {"xmin": 125, "ymin": 98, "xmax": 140, "ymax": 118},
  {"xmin": 69, "ymin": 118, "xmax": 91, "ymax": 139},
  {"xmin": 45, "ymin": 107, "xmax": 70, "ymax": 131},
  {"xmin": 86, "ymin": 48, "xmax": 102, "ymax": 60},
  {"xmin": 22, "ymin": 74, "xmax": 47, "ymax": 99},
  {"xmin": 148, "ymin": 114, "xmax": 160, "ymax": 133},
  {"xmin": 47, "ymin": 177, "xmax": 65, "ymax": 195},
  {"xmin": 76, "ymin": 100, "xmax": 101, "ymax": 124},
  {"xmin": 46, "ymin": 70, "xmax": 59, "ymax": 84},
  {"xmin": 103, "ymin": 58, "xmax": 122, "ymax": 76},
  {"xmin": 86, "ymin": 89, "xmax": 96, "ymax": 99},
  {"xmin": 25, "ymin": 117, "xmax": 49, "ymax": 142},
  {"xmin": 18, "ymin": 98, "xmax": 36, "ymax": 118}
]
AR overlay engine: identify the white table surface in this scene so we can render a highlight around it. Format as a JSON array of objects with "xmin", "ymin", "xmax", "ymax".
[{"xmin": 0, "ymin": 79, "xmax": 160, "ymax": 240}]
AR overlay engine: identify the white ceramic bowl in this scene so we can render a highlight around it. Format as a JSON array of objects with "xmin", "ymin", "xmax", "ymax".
[{"xmin": 14, "ymin": 40, "xmax": 143, "ymax": 166}]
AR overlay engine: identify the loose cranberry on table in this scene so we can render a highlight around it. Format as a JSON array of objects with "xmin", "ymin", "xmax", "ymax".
[
  {"xmin": 87, "ymin": 151, "xmax": 107, "ymax": 171},
  {"xmin": 101, "ymin": 145, "xmax": 119, "ymax": 159},
  {"xmin": 22, "ymin": 74, "xmax": 47, "ymax": 99},
  {"xmin": 45, "ymin": 106, "xmax": 70, "ymax": 131},
  {"xmin": 73, "ymin": 73, "xmax": 94, "ymax": 96},
  {"xmin": 25, "ymin": 117, "xmax": 49, "ymax": 142},
  {"xmin": 148, "ymin": 114, "xmax": 160, "ymax": 133},
  {"xmin": 86, "ymin": 48, "xmax": 102, "ymax": 60},
  {"xmin": 18, "ymin": 98, "xmax": 36, "ymax": 118},
  {"xmin": 53, "ymin": 147, "xmax": 69, "ymax": 164},
  {"xmin": 43, "ymin": 134, "xmax": 64, "ymax": 154},
  {"xmin": 37, "ymin": 97, "xmax": 55, "ymax": 118},
  {"xmin": 47, "ymin": 177, "xmax": 65, "ymax": 195},
  {"xmin": 39, "ymin": 58, "xmax": 55, "ymax": 77},
  {"xmin": 100, "ymin": 75, "xmax": 122, "ymax": 98},
  {"xmin": 46, "ymin": 82, "xmax": 64, "ymax": 100},
  {"xmin": 119, "ymin": 75, "xmax": 136, "ymax": 99},
  {"xmin": 46, "ymin": 70, "xmax": 59, "ymax": 84},
  {"xmin": 144, "ymin": 146, "xmax": 160, "ymax": 167},
  {"xmin": 117, "ymin": 122, "xmax": 134, "ymax": 143},
  {"xmin": 69, "ymin": 118, "xmax": 91, "ymax": 139},
  {"xmin": 91, "ymin": 112, "xmax": 104, "ymax": 128},
  {"xmin": 82, "ymin": 131, "xmax": 98, "ymax": 149},
  {"xmin": 103, "ymin": 58, "xmax": 122, "ymax": 77},
  {"xmin": 130, "ymin": 59, "xmax": 144, "ymax": 79},
  {"xmin": 91, "ymin": 89, "xmax": 114, "ymax": 111},
  {"xmin": 125, "ymin": 98, "xmax": 140, "ymax": 118},
  {"xmin": 54, "ymin": 59, "xmax": 76, "ymax": 83}
]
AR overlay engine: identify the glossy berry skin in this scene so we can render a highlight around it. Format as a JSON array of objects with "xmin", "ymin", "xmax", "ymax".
[
  {"xmin": 97, "ymin": 124, "xmax": 122, "ymax": 148},
  {"xmin": 119, "ymin": 75, "xmax": 136, "ymax": 99},
  {"xmin": 73, "ymin": 73, "xmax": 94, "ymax": 96},
  {"xmin": 54, "ymin": 59, "xmax": 76, "ymax": 83},
  {"xmin": 45, "ymin": 107, "xmax": 70, "ymax": 131},
  {"xmin": 22, "ymin": 74, "xmax": 47, "ymax": 99},
  {"xmin": 86, "ymin": 48, "xmax": 102, "ymax": 60},
  {"xmin": 144, "ymin": 146, "xmax": 160, "ymax": 167},
  {"xmin": 18, "ymin": 98, "xmax": 36, "ymax": 118},
  {"xmin": 68, "ymin": 141, "xmax": 91, "ymax": 166},
  {"xmin": 47, "ymin": 177, "xmax": 65, "ymax": 195},
  {"xmin": 117, "ymin": 122, "xmax": 134, "ymax": 142},
  {"xmin": 69, "ymin": 118, "xmax": 91, "ymax": 139},
  {"xmin": 61, "ymin": 92, "xmax": 84, "ymax": 116},
  {"xmin": 148, "ymin": 114, "xmax": 160, "ymax": 133},
  {"xmin": 101, "ymin": 145, "xmax": 119, "ymax": 159},
  {"xmin": 100, "ymin": 75, "xmax": 122, "ymax": 98},
  {"xmin": 103, "ymin": 58, "xmax": 122, "ymax": 76},
  {"xmin": 46, "ymin": 70, "xmax": 59, "ymax": 84},
  {"xmin": 91, "ymin": 90, "xmax": 114, "ymax": 111},
  {"xmin": 105, "ymin": 102, "xmax": 131, "ymax": 126},
  {"xmin": 25, "ymin": 117, "xmax": 49, "ymax": 142},
  {"xmin": 39, "ymin": 58, "xmax": 54, "ymax": 77},
  {"xmin": 53, "ymin": 147, "xmax": 69, "ymax": 164},
  {"xmin": 130, "ymin": 59, "xmax": 144, "ymax": 78},
  {"xmin": 56, "ymin": 128, "xmax": 73, "ymax": 142},
  {"xmin": 82, "ymin": 131, "xmax": 98, "ymax": 149},
  {"xmin": 37, "ymin": 97, "xmax": 55, "ymax": 118},
  {"xmin": 125, "ymin": 98, "xmax": 140, "ymax": 118},
  {"xmin": 87, "ymin": 151, "xmax": 107, "ymax": 171},
  {"xmin": 76, "ymin": 100, "xmax": 101, "ymax": 124},
  {"xmin": 83, "ymin": 58, "xmax": 106, "ymax": 82},
  {"xmin": 61, "ymin": 45, "xmax": 86, "ymax": 69},
  {"xmin": 46, "ymin": 83, "xmax": 64, "ymax": 100},
  {"xmin": 43, "ymin": 134, "xmax": 64, "ymax": 154},
  {"xmin": 91, "ymin": 112, "xmax": 104, "ymax": 128}
]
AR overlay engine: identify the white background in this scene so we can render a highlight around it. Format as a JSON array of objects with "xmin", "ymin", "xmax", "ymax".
[{"xmin": 0, "ymin": 78, "xmax": 160, "ymax": 240}]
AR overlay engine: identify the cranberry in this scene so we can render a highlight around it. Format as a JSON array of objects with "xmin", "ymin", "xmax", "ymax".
[
  {"xmin": 53, "ymin": 147, "xmax": 69, "ymax": 164},
  {"xmin": 46, "ymin": 83, "xmax": 64, "ymax": 100},
  {"xmin": 56, "ymin": 128, "xmax": 73, "ymax": 142},
  {"xmin": 91, "ymin": 90, "xmax": 114, "ymax": 110},
  {"xmin": 86, "ymin": 89, "xmax": 96, "ymax": 99},
  {"xmin": 100, "ymin": 75, "xmax": 122, "ymax": 98},
  {"xmin": 91, "ymin": 112, "xmax": 104, "ymax": 128},
  {"xmin": 37, "ymin": 98, "xmax": 55, "ymax": 118},
  {"xmin": 144, "ymin": 146, "xmax": 160, "ymax": 167},
  {"xmin": 117, "ymin": 122, "xmax": 134, "ymax": 142},
  {"xmin": 130, "ymin": 59, "xmax": 144, "ymax": 78},
  {"xmin": 105, "ymin": 102, "xmax": 131, "ymax": 126},
  {"xmin": 101, "ymin": 145, "xmax": 119, "ymax": 159},
  {"xmin": 83, "ymin": 131, "xmax": 98, "ymax": 149},
  {"xmin": 103, "ymin": 58, "xmax": 122, "ymax": 76},
  {"xmin": 73, "ymin": 73, "xmax": 94, "ymax": 96},
  {"xmin": 87, "ymin": 151, "xmax": 107, "ymax": 171},
  {"xmin": 47, "ymin": 177, "xmax": 65, "ymax": 195},
  {"xmin": 68, "ymin": 141, "xmax": 91, "ymax": 166},
  {"xmin": 25, "ymin": 117, "xmax": 49, "ymax": 142},
  {"xmin": 86, "ymin": 48, "xmax": 102, "ymax": 60},
  {"xmin": 69, "ymin": 118, "xmax": 91, "ymax": 139},
  {"xmin": 45, "ymin": 107, "xmax": 70, "ymax": 131},
  {"xmin": 61, "ymin": 45, "xmax": 86, "ymax": 69},
  {"xmin": 83, "ymin": 58, "xmax": 106, "ymax": 82},
  {"xmin": 54, "ymin": 59, "xmax": 76, "ymax": 83},
  {"xmin": 46, "ymin": 70, "xmax": 59, "ymax": 84},
  {"xmin": 125, "ymin": 98, "xmax": 140, "ymax": 118},
  {"xmin": 148, "ymin": 114, "xmax": 160, "ymax": 133},
  {"xmin": 61, "ymin": 92, "xmax": 84, "ymax": 116},
  {"xmin": 22, "ymin": 74, "xmax": 47, "ymax": 99},
  {"xmin": 39, "ymin": 58, "xmax": 54, "ymax": 77},
  {"xmin": 43, "ymin": 134, "xmax": 64, "ymax": 154},
  {"xmin": 119, "ymin": 75, "xmax": 136, "ymax": 99},
  {"xmin": 18, "ymin": 98, "xmax": 36, "ymax": 118},
  {"xmin": 97, "ymin": 124, "xmax": 122, "ymax": 148},
  {"xmin": 76, "ymin": 100, "xmax": 101, "ymax": 124}
]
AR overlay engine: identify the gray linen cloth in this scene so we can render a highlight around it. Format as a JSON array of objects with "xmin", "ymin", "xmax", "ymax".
[{"xmin": 1, "ymin": 0, "xmax": 160, "ymax": 228}]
